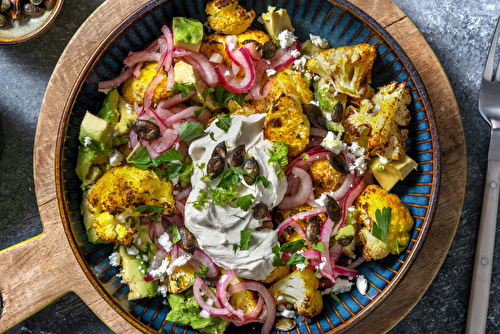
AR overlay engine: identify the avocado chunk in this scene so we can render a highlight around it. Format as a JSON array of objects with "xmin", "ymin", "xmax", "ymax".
[
  {"xmin": 134, "ymin": 223, "xmax": 157, "ymax": 257},
  {"xmin": 261, "ymin": 7, "xmax": 294, "ymax": 45},
  {"xmin": 114, "ymin": 96, "xmax": 138, "ymax": 136},
  {"xmin": 166, "ymin": 289, "xmax": 229, "ymax": 334},
  {"xmin": 78, "ymin": 111, "xmax": 114, "ymax": 154},
  {"xmin": 172, "ymin": 17, "xmax": 204, "ymax": 52},
  {"xmin": 369, "ymin": 154, "xmax": 418, "ymax": 191},
  {"xmin": 81, "ymin": 191, "xmax": 109, "ymax": 244},
  {"xmin": 119, "ymin": 245, "xmax": 158, "ymax": 300},
  {"xmin": 98, "ymin": 88, "xmax": 120, "ymax": 125}
]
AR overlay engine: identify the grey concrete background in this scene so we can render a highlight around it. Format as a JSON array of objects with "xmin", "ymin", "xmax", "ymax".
[{"xmin": 0, "ymin": 0, "xmax": 499, "ymax": 333}]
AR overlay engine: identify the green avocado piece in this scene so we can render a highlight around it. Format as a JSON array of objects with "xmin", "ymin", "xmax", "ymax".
[
  {"xmin": 78, "ymin": 111, "xmax": 114, "ymax": 154},
  {"xmin": 134, "ymin": 223, "xmax": 158, "ymax": 255},
  {"xmin": 76, "ymin": 146, "xmax": 98, "ymax": 183},
  {"xmin": 173, "ymin": 17, "xmax": 204, "ymax": 52},
  {"xmin": 166, "ymin": 289, "xmax": 229, "ymax": 334},
  {"xmin": 115, "ymin": 96, "xmax": 138, "ymax": 136},
  {"xmin": 369, "ymin": 154, "xmax": 418, "ymax": 191},
  {"xmin": 81, "ymin": 191, "xmax": 109, "ymax": 244},
  {"xmin": 97, "ymin": 88, "xmax": 120, "ymax": 125},
  {"xmin": 261, "ymin": 7, "xmax": 294, "ymax": 45},
  {"xmin": 335, "ymin": 224, "xmax": 356, "ymax": 240},
  {"xmin": 119, "ymin": 245, "xmax": 158, "ymax": 300}
]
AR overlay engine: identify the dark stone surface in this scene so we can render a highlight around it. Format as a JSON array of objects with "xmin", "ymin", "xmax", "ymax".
[{"xmin": 1, "ymin": 0, "xmax": 499, "ymax": 333}]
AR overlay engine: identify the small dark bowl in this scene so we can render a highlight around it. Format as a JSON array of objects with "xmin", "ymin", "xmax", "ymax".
[{"xmin": 0, "ymin": 0, "xmax": 64, "ymax": 45}]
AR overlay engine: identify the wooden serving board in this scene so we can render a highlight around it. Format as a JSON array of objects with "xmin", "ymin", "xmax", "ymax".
[{"xmin": 0, "ymin": 0, "xmax": 466, "ymax": 333}]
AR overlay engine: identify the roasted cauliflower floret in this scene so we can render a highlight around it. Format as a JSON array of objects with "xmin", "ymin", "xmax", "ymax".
[
  {"xmin": 355, "ymin": 185, "xmax": 413, "ymax": 260},
  {"xmin": 228, "ymin": 274, "xmax": 259, "ymax": 314},
  {"xmin": 344, "ymin": 81, "xmax": 411, "ymax": 161},
  {"xmin": 309, "ymin": 159, "xmax": 346, "ymax": 194},
  {"xmin": 121, "ymin": 62, "xmax": 175, "ymax": 106},
  {"xmin": 269, "ymin": 268, "xmax": 323, "ymax": 319},
  {"xmin": 88, "ymin": 165, "xmax": 175, "ymax": 246},
  {"xmin": 259, "ymin": 265, "xmax": 291, "ymax": 284},
  {"xmin": 264, "ymin": 94, "xmax": 310, "ymax": 157},
  {"xmin": 206, "ymin": 0, "xmax": 256, "ymax": 35},
  {"xmin": 167, "ymin": 262, "xmax": 197, "ymax": 294},
  {"xmin": 266, "ymin": 68, "xmax": 313, "ymax": 106},
  {"xmin": 93, "ymin": 209, "xmax": 136, "ymax": 247},
  {"xmin": 306, "ymin": 44, "xmax": 377, "ymax": 98}
]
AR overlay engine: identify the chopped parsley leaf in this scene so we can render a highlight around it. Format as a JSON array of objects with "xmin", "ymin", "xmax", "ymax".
[
  {"xmin": 236, "ymin": 194, "xmax": 255, "ymax": 211},
  {"xmin": 233, "ymin": 228, "xmax": 253, "ymax": 253},
  {"xmin": 268, "ymin": 141, "xmax": 288, "ymax": 167},
  {"xmin": 373, "ymin": 207, "xmax": 391, "ymax": 242},
  {"xmin": 312, "ymin": 242, "xmax": 326, "ymax": 254},
  {"xmin": 215, "ymin": 114, "xmax": 231, "ymax": 131}
]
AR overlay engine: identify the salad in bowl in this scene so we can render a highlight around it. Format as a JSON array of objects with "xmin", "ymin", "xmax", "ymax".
[{"xmin": 76, "ymin": 1, "xmax": 419, "ymax": 333}]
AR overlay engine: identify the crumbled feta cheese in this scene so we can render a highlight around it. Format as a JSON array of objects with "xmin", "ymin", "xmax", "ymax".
[
  {"xmin": 321, "ymin": 131, "xmax": 347, "ymax": 154},
  {"xmin": 257, "ymin": 16, "xmax": 264, "ymax": 24},
  {"xmin": 126, "ymin": 245, "xmax": 139, "ymax": 256},
  {"xmin": 313, "ymin": 74, "xmax": 320, "ymax": 82},
  {"xmin": 109, "ymin": 149, "xmax": 124, "ymax": 167},
  {"xmin": 167, "ymin": 256, "xmax": 191, "ymax": 275},
  {"xmin": 348, "ymin": 206, "xmax": 355, "ymax": 212},
  {"xmin": 108, "ymin": 252, "xmax": 121, "ymax": 267},
  {"xmin": 315, "ymin": 193, "xmax": 328, "ymax": 207},
  {"xmin": 290, "ymin": 49, "xmax": 300, "ymax": 58},
  {"xmin": 141, "ymin": 269, "xmax": 146, "ymax": 275},
  {"xmin": 277, "ymin": 295, "xmax": 284, "ymax": 302},
  {"xmin": 267, "ymin": 60, "xmax": 271, "ymax": 65},
  {"xmin": 295, "ymin": 263, "xmax": 307, "ymax": 271},
  {"xmin": 309, "ymin": 100, "xmax": 319, "ymax": 107},
  {"xmin": 321, "ymin": 278, "xmax": 354, "ymax": 295},
  {"xmin": 224, "ymin": 70, "xmax": 231, "ymax": 76},
  {"xmin": 292, "ymin": 55, "xmax": 309, "ymax": 71},
  {"xmin": 227, "ymin": 39, "xmax": 237, "ymax": 51},
  {"xmin": 266, "ymin": 68, "xmax": 277, "ymax": 76},
  {"xmin": 309, "ymin": 34, "xmax": 329, "ymax": 49},
  {"xmin": 356, "ymin": 275, "xmax": 368, "ymax": 295},
  {"xmin": 377, "ymin": 154, "xmax": 389, "ymax": 164},
  {"xmin": 83, "ymin": 136, "xmax": 92, "ymax": 147},
  {"xmin": 137, "ymin": 293, "xmax": 140, "ymax": 298},
  {"xmin": 345, "ymin": 142, "xmax": 367, "ymax": 175},
  {"xmin": 142, "ymin": 254, "xmax": 149, "ymax": 262},
  {"xmin": 280, "ymin": 309, "xmax": 296, "ymax": 318},
  {"xmin": 158, "ymin": 233, "xmax": 173, "ymax": 253},
  {"xmin": 171, "ymin": 176, "xmax": 179, "ymax": 187},
  {"xmin": 136, "ymin": 237, "xmax": 142, "ymax": 246},
  {"xmin": 149, "ymin": 257, "xmax": 170, "ymax": 281},
  {"xmin": 278, "ymin": 29, "xmax": 296, "ymax": 49},
  {"xmin": 209, "ymin": 53, "xmax": 223, "ymax": 64},
  {"xmin": 157, "ymin": 285, "xmax": 168, "ymax": 298},
  {"xmin": 116, "ymin": 273, "xmax": 122, "ymax": 278},
  {"xmin": 316, "ymin": 261, "xmax": 327, "ymax": 270},
  {"xmin": 326, "ymin": 112, "xmax": 332, "ymax": 121}
]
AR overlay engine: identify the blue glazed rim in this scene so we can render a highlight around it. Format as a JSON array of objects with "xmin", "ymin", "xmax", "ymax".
[{"xmin": 55, "ymin": 0, "xmax": 441, "ymax": 333}]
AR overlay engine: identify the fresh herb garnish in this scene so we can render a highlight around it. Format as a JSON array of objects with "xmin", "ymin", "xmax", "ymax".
[
  {"xmin": 194, "ymin": 265, "xmax": 210, "ymax": 279},
  {"xmin": 271, "ymin": 240, "xmax": 307, "ymax": 267},
  {"xmin": 232, "ymin": 92, "xmax": 248, "ymax": 106},
  {"xmin": 134, "ymin": 205, "xmax": 164, "ymax": 214},
  {"xmin": 330, "ymin": 293, "xmax": 341, "ymax": 303},
  {"xmin": 171, "ymin": 224, "xmax": 181, "ymax": 244},
  {"xmin": 169, "ymin": 83, "xmax": 196, "ymax": 98},
  {"xmin": 268, "ymin": 141, "xmax": 288, "ymax": 167},
  {"xmin": 194, "ymin": 106, "xmax": 206, "ymax": 118},
  {"xmin": 255, "ymin": 175, "xmax": 269, "ymax": 188},
  {"xmin": 280, "ymin": 240, "xmax": 306, "ymax": 253},
  {"xmin": 209, "ymin": 132, "xmax": 216, "ymax": 141},
  {"xmin": 373, "ymin": 207, "xmax": 391, "ymax": 242},
  {"xmin": 276, "ymin": 170, "xmax": 285, "ymax": 178},
  {"xmin": 233, "ymin": 228, "xmax": 253, "ymax": 253},
  {"xmin": 151, "ymin": 215, "xmax": 162, "ymax": 225},
  {"xmin": 151, "ymin": 117, "xmax": 156, "ymax": 122},
  {"xmin": 178, "ymin": 121, "xmax": 205, "ymax": 142},
  {"xmin": 213, "ymin": 85, "xmax": 248, "ymax": 108},
  {"xmin": 301, "ymin": 153, "xmax": 309, "ymax": 161},
  {"xmin": 203, "ymin": 87, "xmax": 215, "ymax": 102},
  {"xmin": 233, "ymin": 214, "xmax": 245, "ymax": 220},
  {"xmin": 217, "ymin": 170, "xmax": 241, "ymax": 189},
  {"xmin": 106, "ymin": 164, "xmax": 111, "ymax": 172},
  {"xmin": 215, "ymin": 114, "xmax": 231, "ymax": 131},
  {"xmin": 146, "ymin": 242, "xmax": 153, "ymax": 256},
  {"xmin": 151, "ymin": 231, "xmax": 156, "ymax": 244},
  {"xmin": 312, "ymin": 242, "xmax": 326, "ymax": 254},
  {"xmin": 191, "ymin": 189, "xmax": 209, "ymax": 209},
  {"xmin": 127, "ymin": 145, "xmax": 150, "ymax": 165},
  {"xmin": 154, "ymin": 147, "xmax": 183, "ymax": 164},
  {"xmin": 396, "ymin": 239, "xmax": 406, "ymax": 255},
  {"xmin": 228, "ymin": 163, "xmax": 255, "ymax": 179},
  {"xmin": 283, "ymin": 253, "xmax": 308, "ymax": 267},
  {"xmin": 236, "ymin": 194, "xmax": 255, "ymax": 211},
  {"xmin": 211, "ymin": 186, "xmax": 238, "ymax": 206},
  {"xmin": 165, "ymin": 162, "xmax": 183, "ymax": 181}
]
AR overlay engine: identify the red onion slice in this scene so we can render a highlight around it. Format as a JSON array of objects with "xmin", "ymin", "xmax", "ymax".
[
  {"xmin": 161, "ymin": 25, "xmax": 174, "ymax": 71},
  {"xmin": 175, "ymin": 186, "xmax": 192, "ymax": 201},
  {"xmin": 278, "ymin": 167, "xmax": 313, "ymax": 210},
  {"xmin": 157, "ymin": 90, "xmax": 196, "ymax": 110},
  {"xmin": 166, "ymin": 66, "xmax": 175, "ymax": 91},
  {"xmin": 142, "ymin": 73, "xmax": 165, "ymax": 111},
  {"xmin": 243, "ymin": 42, "xmax": 261, "ymax": 60},
  {"xmin": 267, "ymin": 40, "xmax": 301, "ymax": 70},
  {"xmin": 123, "ymin": 51, "xmax": 162, "ymax": 67},
  {"xmin": 310, "ymin": 127, "xmax": 328, "ymax": 137},
  {"xmin": 193, "ymin": 276, "xmax": 231, "ymax": 316},
  {"xmin": 182, "ymin": 52, "xmax": 218, "ymax": 87},
  {"xmin": 165, "ymin": 106, "xmax": 204, "ymax": 125},
  {"xmin": 249, "ymin": 59, "xmax": 273, "ymax": 101},
  {"xmin": 227, "ymin": 284, "xmax": 264, "ymax": 320},
  {"xmin": 98, "ymin": 67, "xmax": 134, "ymax": 92},
  {"xmin": 346, "ymin": 256, "xmax": 366, "ymax": 269},
  {"xmin": 190, "ymin": 247, "xmax": 220, "ymax": 278},
  {"xmin": 217, "ymin": 270, "xmax": 245, "ymax": 320},
  {"xmin": 133, "ymin": 62, "xmax": 143, "ymax": 79},
  {"xmin": 215, "ymin": 47, "xmax": 255, "ymax": 93},
  {"xmin": 334, "ymin": 266, "xmax": 359, "ymax": 278}
]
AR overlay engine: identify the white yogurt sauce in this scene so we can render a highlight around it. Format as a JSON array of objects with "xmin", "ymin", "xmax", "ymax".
[{"xmin": 184, "ymin": 114, "xmax": 287, "ymax": 281}]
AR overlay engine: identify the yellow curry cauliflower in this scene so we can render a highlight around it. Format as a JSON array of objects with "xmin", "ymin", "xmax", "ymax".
[
  {"xmin": 309, "ymin": 159, "xmax": 346, "ymax": 195},
  {"xmin": 122, "ymin": 62, "xmax": 175, "ymax": 106},
  {"xmin": 344, "ymin": 81, "xmax": 411, "ymax": 161},
  {"xmin": 265, "ymin": 68, "xmax": 313, "ymax": 106},
  {"xmin": 206, "ymin": 0, "xmax": 256, "ymax": 35},
  {"xmin": 355, "ymin": 185, "xmax": 413, "ymax": 260},
  {"xmin": 87, "ymin": 165, "xmax": 175, "ymax": 246},
  {"xmin": 264, "ymin": 94, "xmax": 310, "ymax": 156},
  {"xmin": 269, "ymin": 268, "xmax": 323, "ymax": 319},
  {"xmin": 306, "ymin": 44, "xmax": 377, "ymax": 98}
]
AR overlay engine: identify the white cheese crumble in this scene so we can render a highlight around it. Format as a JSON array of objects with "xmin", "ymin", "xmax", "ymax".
[
  {"xmin": 108, "ymin": 252, "xmax": 121, "ymax": 267},
  {"xmin": 162, "ymin": 299, "xmax": 169, "ymax": 305},
  {"xmin": 278, "ymin": 29, "xmax": 297, "ymax": 49},
  {"xmin": 136, "ymin": 237, "xmax": 142, "ymax": 246},
  {"xmin": 109, "ymin": 149, "xmax": 124, "ymax": 167},
  {"xmin": 316, "ymin": 261, "xmax": 327, "ymax": 270},
  {"xmin": 348, "ymin": 206, "xmax": 356, "ymax": 212},
  {"xmin": 257, "ymin": 16, "xmax": 264, "ymax": 24},
  {"xmin": 126, "ymin": 245, "xmax": 139, "ymax": 256},
  {"xmin": 309, "ymin": 34, "xmax": 329, "ymax": 49},
  {"xmin": 277, "ymin": 295, "xmax": 284, "ymax": 302},
  {"xmin": 321, "ymin": 278, "xmax": 354, "ymax": 295},
  {"xmin": 356, "ymin": 275, "xmax": 368, "ymax": 295},
  {"xmin": 224, "ymin": 70, "xmax": 231, "ymax": 76},
  {"xmin": 321, "ymin": 131, "xmax": 347, "ymax": 154},
  {"xmin": 377, "ymin": 154, "xmax": 389, "ymax": 164},
  {"xmin": 280, "ymin": 309, "xmax": 296, "ymax": 319},
  {"xmin": 166, "ymin": 256, "xmax": 191, "ymax": 275},
  {"xmin": 309, "ymin": 100, "xmax": 320, "ymax": 107},
  {"xmin": 345, "ymin": 142, "xmax": 367, "ymax": 175},
  {"xmin": 295, "ymin": 263, "xmax": 307, "ymax": 271},
  {"xmin": 158, "ymin": 233, "xmax": 173, "ymax": 253},
  {"xmin": 83, "ymin": 136, "xmax": 92, "ymax": 147},
  {"xmin": 290, "ymin": 49, "xmax": 301, "ymax": 58},
  {"xmin": 292, "ymin": 55, "xmax": 309, "ymax": 71},
  {"xmin": 227, "ymin": 39, "xmax": 237, "ymax": 51},
  {"xmin": 149, "ymin": 257, "xmax": 170, "ymax": 281},
  {"xmin": 266, "ymin": 68, "xmax": 277, "ymax": 77},
  {"xmin": 142, "ymin": 254, "xmax": 149, "ymax": 262},
  {"xmin": 157, "ymin": 285, "xmax": 169, "ymax": 298},
  {"xmin": 209, "ymin": 53, "xmax": 223, "ymax": 64}
]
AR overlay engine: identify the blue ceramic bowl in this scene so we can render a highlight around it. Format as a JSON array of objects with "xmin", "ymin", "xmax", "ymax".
[{"xmin": 56, "ymin": 0, "xmax": 440, "ymax": 333}]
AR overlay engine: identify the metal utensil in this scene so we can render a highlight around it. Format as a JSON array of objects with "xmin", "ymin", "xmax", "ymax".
[{"xmin": 466, "ymin": 15, "xmax": 500, "ymax": 334}]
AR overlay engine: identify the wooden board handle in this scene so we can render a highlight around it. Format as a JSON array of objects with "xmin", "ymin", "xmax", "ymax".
[{"xmin": 0, "ymin": 200, "xmax": 70, "ymax": 332}]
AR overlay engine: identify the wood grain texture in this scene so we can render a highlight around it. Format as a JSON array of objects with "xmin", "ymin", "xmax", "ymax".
[{"xmin": 0, "ymin": 0, "xmax": 465, "ymax": 333}]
